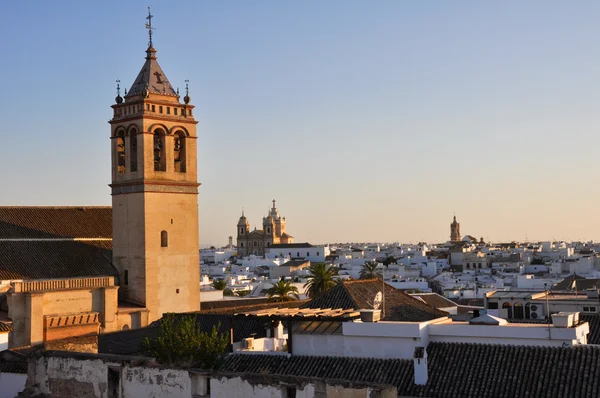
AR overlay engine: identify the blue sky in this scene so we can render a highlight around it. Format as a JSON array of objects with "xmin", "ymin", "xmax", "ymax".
[{"xmin": 1, "ymin": 1, "xmax": 600, "ymax": 245}]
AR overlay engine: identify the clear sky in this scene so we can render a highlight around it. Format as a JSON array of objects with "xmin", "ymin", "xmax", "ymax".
[{"xmin": 1, "ymin": 1, "xmax": 600, "ymax": 246}]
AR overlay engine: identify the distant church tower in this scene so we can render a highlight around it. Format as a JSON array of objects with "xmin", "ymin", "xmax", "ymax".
[
  {"xmin": 450, "ymin": 215, "xmax": 461, "ymax": 242},
  {"xmin": 109, "ymin": 10, "xmax": 200, "ymax": 322}
]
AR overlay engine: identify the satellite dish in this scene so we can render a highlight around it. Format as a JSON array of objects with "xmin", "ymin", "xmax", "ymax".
[{"xmin": 373, "ymin": 291, "xmax": 383, "ymax": 310}]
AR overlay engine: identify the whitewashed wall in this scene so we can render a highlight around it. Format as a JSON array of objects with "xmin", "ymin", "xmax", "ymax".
[{"xmin": 0, "ymin": 372, "xmax": 26, "ymax": 398}]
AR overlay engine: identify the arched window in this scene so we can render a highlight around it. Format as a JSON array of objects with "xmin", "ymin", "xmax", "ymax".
[
  {"xmin": 240, "ymin": 227, "xmax": 244, "ymax": 235},
  {"xmin": 240, "ymin": 242, "xmax": 244, "ymax": 248},
  {"xmin": 173, "ymin": 131, "xmax": 186, "ymax": 173},
  {"xmin": 502, "ymin": 302, "xmax": 513, "ymax": 319},
  {"xmin": 267, "ymin": 227, "xmax": 271, "ymax": 234},
  {"xmin": 513, "ymin": 302, "xmax": 524, "ymax": 319},
  {"xmin": 154, "ymin": 129, "xmax": 166, "ymax": 171},
  {"xmin": 129, "ymin": 129, "xmax": 138, "ymax": 172},
  {"xmin": 161, "ymin": 230, "xmax": 168, "ymax": 247},
  {"xmin": 116, "ymin": 131, "xmax": 126, "ymax": 174}
]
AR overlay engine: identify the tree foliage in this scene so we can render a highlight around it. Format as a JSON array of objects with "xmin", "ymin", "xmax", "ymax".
[
  {"xmin": 360, "ymin": 261, "xmax": 383, "ymax": 280},
  {"xmin": 212, "ymin": 279, "xmax": 227, "ymax": 290},
  {"xmin": 304, "ymin": 262, "xmax": 338, "ymax": 298},
  {"xmin": 142, "ymin": 314, "xmax": 228, "ymax": 369},
  {"xmin": 264, "ymin": 280, "xmax": 299, "ymax": 302},
  {"xmin": 382, "ymin": 256, "xmax": 396, "ymax": 266}
]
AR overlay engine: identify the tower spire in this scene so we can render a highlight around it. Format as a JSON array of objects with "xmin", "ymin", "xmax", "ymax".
[{"xmin": 145, "ymin": 6, "xmax": 155, "ymax": 47}]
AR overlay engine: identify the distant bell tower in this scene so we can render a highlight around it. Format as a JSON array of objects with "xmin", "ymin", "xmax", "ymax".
[
  {"xmin": 109, "ymin": 9, "xmax": 200, "ymax": 322},
  {"xmin": 450, "ymin": 215, "xmax": 461, "ymax": 242}
]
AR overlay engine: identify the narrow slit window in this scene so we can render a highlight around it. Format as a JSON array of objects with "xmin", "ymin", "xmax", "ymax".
[{"xmin": 161, "ymin": 230, "xmax": 168, "ymax": 247}]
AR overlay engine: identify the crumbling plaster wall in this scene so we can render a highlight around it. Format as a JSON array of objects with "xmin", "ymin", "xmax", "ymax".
[
  {"xmin": 29, "ymin": 356, "xmax": 115, "ymax": 397},
  {"xmin": 122, "ymin": 365, "xmax": 191, "ymax": 397},
  {"xmin": 211, "ymin": 376, "xmax": 315, "ymax": 398}
]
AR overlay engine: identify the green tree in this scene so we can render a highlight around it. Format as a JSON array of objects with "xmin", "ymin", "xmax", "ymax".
[
  {"xmin": 212, "ymin": 279, "xmax": 227, "ymax": 290},
  {"xmin": 382, "ymin": 256, "xmax": 396, "ymax": 266},
  {"xmin": 360, "ymin": 261, "xmax": 382, "ymax": 280},
  {"xmin": 264, "ymin": 280, "xmax": 299, "ymax": 302},
  {"xmin": 304, "ymin": 262, "xmax": 338, "ymax": 298},
  {"xmin": 142, "ymin": 314, "xmax": 228, "ymax": 369}
]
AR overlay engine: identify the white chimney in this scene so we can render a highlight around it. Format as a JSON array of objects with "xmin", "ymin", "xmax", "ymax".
[
  {"xmin": 274, "ymin": 321, "xmax": 284, "ymax": 339},
  {"xmin": 413, "ymin": 346, "xmax": 428, "ymax": 385}
]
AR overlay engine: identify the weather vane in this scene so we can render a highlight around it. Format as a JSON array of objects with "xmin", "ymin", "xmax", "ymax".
[
  {"xmin": 116, "ymin": 80, "xmax": 121, "ymax": 96},
  {"xmin": 145, "ymin": 6, "xmax": 155, "ymax": 46}
]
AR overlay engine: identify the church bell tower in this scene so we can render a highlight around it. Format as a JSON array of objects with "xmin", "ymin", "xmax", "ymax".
[{"xmin": 109, "ymin": 9, "xmax": 200, "ymax": 322}]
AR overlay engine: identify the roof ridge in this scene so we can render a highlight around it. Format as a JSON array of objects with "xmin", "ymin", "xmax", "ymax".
[{"xmin": 0, "ymin": 206, "xmax": 111, "ymax": 209}]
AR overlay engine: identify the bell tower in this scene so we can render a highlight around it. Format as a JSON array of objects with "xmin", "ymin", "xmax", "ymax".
[
  {"xmin": 450, "ymin": 215, "xmax": 461, "ymax": 242},
  {"xmin": 109, "ymin": 9, "xmax": 200, "ymax": 322}
]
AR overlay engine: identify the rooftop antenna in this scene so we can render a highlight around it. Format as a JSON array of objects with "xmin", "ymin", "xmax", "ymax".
[{"xmin": 145, "ymin": 6, "xmax": 155, "ymax": 47}]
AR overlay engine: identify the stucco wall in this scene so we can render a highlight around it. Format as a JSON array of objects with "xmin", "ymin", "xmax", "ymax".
[
  {"xmin": 0, "ymin": 331, "xmax": 8, "ymax": 351},
  {"xmin": 0, "ymin": 372, "xmax": 26, "ymax": 398},
  {"xmin": 211, "ymin": 377, "xmax": 315, "ymax": 398},
  {"xmin": 122, "ymin": 366, "xmax": 191, "ymax": 397}
]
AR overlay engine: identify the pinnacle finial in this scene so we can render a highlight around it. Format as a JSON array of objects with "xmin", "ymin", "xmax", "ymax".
[
  {"xmin": 115, "ymin": 80, "xmax": 123, "ymax": 104},
  {"xmin": 272, "ymin": 199, "xmax": 276, "ymax": 209},
  {"xmin": 145, "ymin": 6, "xmax": 155, "ymax": 47},
  {"xmin": 184, "ymin": 80, "xmax": 190, "ymax": 104}
]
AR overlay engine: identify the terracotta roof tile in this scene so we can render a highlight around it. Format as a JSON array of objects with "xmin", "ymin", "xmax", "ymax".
[
  {"xmin": 0, "ymin": 206, "xmax": 111, "ymax": 239},
  {"xmin": 302, "ymin": 279, "xmax": 447, "ymax": 321},
  {"xmin": 0, "ymin": 240, "xmax": 116, "ymax": 280},
  {"xmin": 219, "ymin": 343, "xmax": 600, "ymax": 397}
]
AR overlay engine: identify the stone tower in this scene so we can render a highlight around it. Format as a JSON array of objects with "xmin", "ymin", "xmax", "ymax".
[
  {"xmin": 109, "ymin": 12, "xmax": 200, "ymax": 323},
  {"xmin": 450, "ymin": 215, "xmax": 461, "ymax": 242}
]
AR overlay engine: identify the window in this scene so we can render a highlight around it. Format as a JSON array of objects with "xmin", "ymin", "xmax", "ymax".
[
  {"xmin": 174, "ymin": 132, "xmax": 186, "ymax": 173},
  {"xmin": 124, "ymin": 270, "xmax": 128, "ymax": 285},
  {"xmin": 307, "ymin": 252, "xmax": 310, "ymax": 257},
  {"xmin": 592, "ymin": 307, "xmax": 597, "ymax": 312},
  {"xmin": 146, "ymin": 104, "xmax": 150, "ymax": 110},
  {"xmin": 129, "ymin": 130, "xmax": 138, "ymax": 172},
  {"xmin": 488, "ymin": 302, "xmax": 498, "ymax": 309},
  {"xmin": 167, "ymin": 107, "xmax": 170, "ymax": 115},
  {"xmin": 154, "ymin": 129, "xmax": 166, "ymax": 171},
  {"xmin": 584, "ymin": 307, "xmax": 590, "ymax": 312},
  {"xmin": 317, "ymin": 252, "xmax": 319, "ymax": 256},
  {"xmin": 241, "ymin": 242, "xmax": 244, "ymax": 248},
  {"xmin": 116, "ymin": 131, "xmax": 126, "ymax": 174},
  {"xmin": 267, "ymin": 227, "xmax": 271, "ymax": 234},
  {"xmin": 159, "ymin": 106, "xmax": 163, "ymax": 113},
  {"xmin": 174, "ymin": 108, "xmax": 178, "ymax": 115},
  {"xmin": 161, "ymin": 230, "xmax": 168, "ymax": 247},
  {"xmin": 297, "ymin": 252, "xmax": 300, "ymax": 257},
  {"xmin": 240, "ymin": 227, "xmax": 244, "ymax": 234},
  {"xmin": 176, "ymin": 289, "xmax": 180, "ymax": 294},
  {"xmin": 152, "ymin": 105, "xmax": 155, "ymax": 112},
  {"xmin": 283, "ymin": 387, "xmax": 296, "ymax": 398}
]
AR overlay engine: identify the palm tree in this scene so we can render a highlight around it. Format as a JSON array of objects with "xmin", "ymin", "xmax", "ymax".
[
  {"xmin": 360, "ymin": 261, "xmax": 382, "ymax": 280},
  {"xmin": 304, "ymin": 262, "xmax": 338, "ymax": 298},
  {"xmin": 264, "ymin": 280, "xmax": 299, "ymax": 302},
  {"xmin": 212, "ymin": 279, "xmax": 227, "ymax": 290}
]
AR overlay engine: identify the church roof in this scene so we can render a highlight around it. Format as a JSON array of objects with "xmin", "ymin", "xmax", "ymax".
[
  {"xmin": 126, "ymin": 46, "xmax": 178, "ymax": 98},
  {"xmin": 0, "ymin": 207, "xmax": 111, "ymax": 239},
  {"xmin": 0, "ymin": 207, "xmax": 117, "ymax": 280}
]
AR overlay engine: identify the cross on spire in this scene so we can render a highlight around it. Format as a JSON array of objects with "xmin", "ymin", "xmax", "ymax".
[
  {"xmin": 272, "ymin": 199, "xmax": 276, "ymax": 209},
  {"xmin": 145, "ymin": 6, "xmax": 155, "ymax": 47}
]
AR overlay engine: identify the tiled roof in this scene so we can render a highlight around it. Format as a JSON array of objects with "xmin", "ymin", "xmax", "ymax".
[
  {"xmin": 0, "ymin": 206, "xmax": 111, "ymax": 239},
  {"xmin": 0, "ymin": 362, "xmax": 27, "ymax": 374},
  {"xmin": 0, "ymin": 321, "xmax": 13, "ymax": 332},
  {"xmin": 302, "ymin": 279, "xmax": 447, "ymax": 322},
  {"xmin": 0, "ymin": 240, "xmax": 117, "ymax": 280},
  {"xmin": 553, "ymin": 274, "xmax": 584, "ymax": 290},
  {"xmin": 219, "ymin": 353, "xmax": 413, "ymax": 391},
  {"xmin": 126, "ymin": 46, "xmax": 177, "ymax": 98},
  {"xmin": 219, "ymin": 343, "xmax": 600, "ymax": 398},
  {"xmin": 410, "ymin": 293, "xmax": 458, "ymax": 309}
]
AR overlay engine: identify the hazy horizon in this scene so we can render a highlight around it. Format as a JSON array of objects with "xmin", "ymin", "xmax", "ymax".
[{"xmin": 2, "ymin": 2, "xmax": 600, "ymax": 246}]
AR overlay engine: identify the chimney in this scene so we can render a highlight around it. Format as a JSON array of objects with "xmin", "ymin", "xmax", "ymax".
[{"xmin": 413, "ymin": 346, "xmax": 428, "ymax": 385}]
